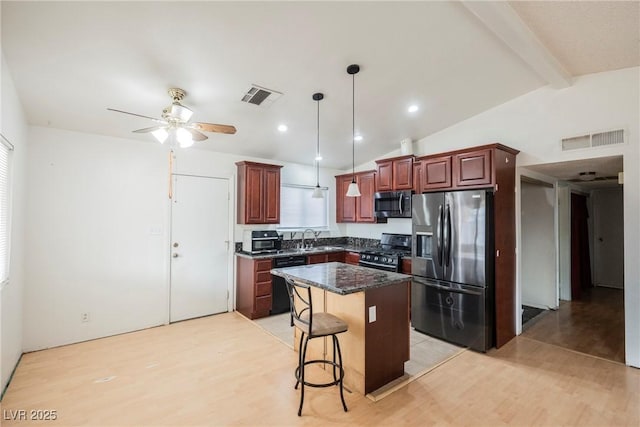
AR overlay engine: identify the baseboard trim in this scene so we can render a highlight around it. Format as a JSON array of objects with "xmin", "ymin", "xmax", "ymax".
[{"xmin": 1, "ymin": 352, "xmax": 23, "ymax": 401}]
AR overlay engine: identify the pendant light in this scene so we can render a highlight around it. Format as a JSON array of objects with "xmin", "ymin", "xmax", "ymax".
[
  {"xmin": 311, "ymin": 92, "xmax": 324, "ymax": 199},
  {"xmin": 346, "ymin": 64, "xmax": 361, "ymax": 197}
]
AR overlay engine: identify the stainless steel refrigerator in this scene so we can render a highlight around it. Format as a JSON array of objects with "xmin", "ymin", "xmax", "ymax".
[{"xmin": 411, "ymin": 190, "xmax": 494, "ymax": 352}]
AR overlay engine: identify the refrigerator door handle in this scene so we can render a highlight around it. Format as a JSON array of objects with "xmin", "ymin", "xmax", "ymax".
[
  {"xmin": 412, "ymin": 277, "xmax": 483, "ymax": 296},
  {"xmin": 437, "ymin": 204, "xmax": 443, "ymax": 266},
  {"xmin": 444, "ymin": 204, "xmax": 452, "ymax": 267}
]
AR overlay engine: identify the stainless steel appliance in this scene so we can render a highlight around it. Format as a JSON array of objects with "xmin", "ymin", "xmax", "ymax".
[
  {"xmin": 359, "ymin": 233, "xmax": 411, "ymax": 272},
  {"xmin": 271, "ymin": 255, "xmax": 307, "ymax": 314},
  {"xmin": 242, "ymin": 230, "xmax": 282, "ymax": 254},
  {"xmin": 411, "ymin": 190, "xmax": 494, "ymax": 352},
  {"xmin": 374, "ymin": 190, "xmax": 413, "ymax": 219}
]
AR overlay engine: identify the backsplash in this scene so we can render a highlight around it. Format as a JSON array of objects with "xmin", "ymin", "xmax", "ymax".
[{"xmin": 235, "ymin": 236, "xmax": 381, "ymax": 252}]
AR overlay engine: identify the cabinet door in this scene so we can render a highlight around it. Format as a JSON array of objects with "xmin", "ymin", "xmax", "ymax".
[
  {"xmin": 327, "ymin": 252, "xmax": 345, "ymax": 263},
  {"xmin": 454, "ymin": 149, "xmax": 492, "ymax": 187},
  {"xmin": 356, "ymin": 171, "xmax": 376, "ymax": 223},
  {"xmin": 413, "ymin": 161, "xmax": 423, "ymax": 194},
  {"xmin": 345, "ymin": 252, "xmax": 360, "ymax": 265},
  {"xmin": 264, "ymin": 167, "xmax": 280, "ymax": 223},
  {"xmin": 423, "ymin": 155, "xmax": 452, "ymax": 190},
  {"xmin": 376, "ymin": 160, "xmax": 393, "ymax": 191},
  {"xmin": 245, "ymin": 165, "xmax": 265, "ymax": 223},
  {"xmin": 307, "ymin": 254, "xmax": 328, "ymax": 264},
  {"xmin": 336, "ymin": 175, "xmax": 356, "ymax": 222},
  {"xmin": 393, "ymin": 157, "xmax": 414, "ymax": 190}
]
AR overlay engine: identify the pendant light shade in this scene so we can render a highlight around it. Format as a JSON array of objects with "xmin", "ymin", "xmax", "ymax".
[
  {"xmin": 311, "ymin": 92, "xmax": 324, "ymax": 199},
  {"xmin": 346, "ymin": 64, "xmax": 361, "ymax": 197}
]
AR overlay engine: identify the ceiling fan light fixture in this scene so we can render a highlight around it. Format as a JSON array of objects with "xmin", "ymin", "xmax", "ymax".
[
  {"xmin": 151, "ymin": 128, "xmax": 169, "ymax": 144},
  {"xmin": 168, "ymin": 103, "xmax": 193, "ymax": 122},
  {"xmin": 578, "ymin": 171, "xmax": 596, "ymax": 181},
  {"xmin": 176, "ymin": 127, "xmax": 194, "ymax": 148}
]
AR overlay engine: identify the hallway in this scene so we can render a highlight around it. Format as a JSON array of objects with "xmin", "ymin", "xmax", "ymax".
[{"xmin": 522, "ymin": 287, "xmax": 625, "ymax": 363}]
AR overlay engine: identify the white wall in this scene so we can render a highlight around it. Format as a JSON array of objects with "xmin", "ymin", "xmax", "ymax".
[
  {"xmin": 23, "ymin": 127, "xmax": 344, "ymax": 351},
  {"xmin": 351, "ymin": 67, "xmax": 639, "ymax": 366},
  {"xmin": 24, "ymin": 127, "xmax": 170, "ymax": 351},
  {"xmin": 1, "ymin": 54, "xmax": 28, "ymax": 393},
  {"xmin": 520, "ymin": 181, "xmax": 556, "ymax": 309}
]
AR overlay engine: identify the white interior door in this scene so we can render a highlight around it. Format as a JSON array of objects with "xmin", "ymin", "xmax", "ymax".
[
  {"xmin": 170, "ymin": 175, "xmax": 230, "ymax": 322},
  {"xmin": 592, "ymin": 188, "xmax": 624, "ymax": 289}
]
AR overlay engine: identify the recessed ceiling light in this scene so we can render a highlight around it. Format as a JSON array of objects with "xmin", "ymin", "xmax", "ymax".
[
  {"xmin": 315, "ymin": 155, "xmax": 322, "ymax": 161},
  {"xmin": 354, "ymin": 135, "xmax": 363, "ymax": 142},
  {"xmin": 277, "ymin": 124, "xmax": 288, "ymax": 132},
  {"xmin": 408, "ymin": 105, "xmax": 419, "ymax": 113}
]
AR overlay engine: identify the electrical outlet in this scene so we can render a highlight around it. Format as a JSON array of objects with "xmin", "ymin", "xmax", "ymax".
[{"xmin": 81, "ymin": 312, "xmax": 90, "ymax": 323}]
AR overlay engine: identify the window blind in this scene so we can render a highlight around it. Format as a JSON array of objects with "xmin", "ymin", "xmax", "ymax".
[
  {"xmin": 0, "ymin": 142, "xmax": 10, "ymax": 283},
  {"xmin": 278, "ymin": 184, "xmax": 328, "ymax": 230}
]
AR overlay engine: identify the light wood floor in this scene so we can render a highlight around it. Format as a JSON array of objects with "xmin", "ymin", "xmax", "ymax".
[
  {"xmin": 522, "ymin": 286, "xmax": 625, "ymax": 363},
  {"xmin": 2, "ymin": 311, "xmax": 638, "ymax": 426}
]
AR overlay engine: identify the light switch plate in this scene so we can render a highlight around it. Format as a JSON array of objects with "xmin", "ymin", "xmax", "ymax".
[{"xmin": 368, "ymin": 305, "xmax": 376, "ymax": 323}]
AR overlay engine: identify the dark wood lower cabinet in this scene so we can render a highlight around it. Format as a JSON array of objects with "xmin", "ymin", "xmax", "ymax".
[{"xmin": 236, "ymin": 256, "xmax": 273, "ymax": 320}]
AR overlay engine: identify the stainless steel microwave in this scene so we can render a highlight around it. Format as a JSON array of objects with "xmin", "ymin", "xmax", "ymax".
[
  {"xmin": 374, "ymin": 190, "xmax": 413, "ymax": 219},
  {"xmin": 242, "ymin": 230, "xmax": 282, "ymax": 254}
]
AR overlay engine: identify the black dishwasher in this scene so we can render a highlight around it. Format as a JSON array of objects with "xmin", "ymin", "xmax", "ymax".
[{"xmin": 271, "ymin": 256, "xmax": 307, "ymax": 314}]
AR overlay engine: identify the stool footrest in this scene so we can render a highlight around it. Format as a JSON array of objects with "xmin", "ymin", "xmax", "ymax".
[{"xmin": 295, "ymin": 359, "xmax": 345, "ymax": 388}]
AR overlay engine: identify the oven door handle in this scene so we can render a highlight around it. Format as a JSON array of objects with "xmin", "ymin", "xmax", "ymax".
[{"xmin": 359, "ymin": 260, "xmax": 396, "ymax": 271}]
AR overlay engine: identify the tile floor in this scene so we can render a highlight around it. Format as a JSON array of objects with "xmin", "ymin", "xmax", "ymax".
[{"xmin": 253, "ymin": 313, "xmax": 465, "ymax": 391}]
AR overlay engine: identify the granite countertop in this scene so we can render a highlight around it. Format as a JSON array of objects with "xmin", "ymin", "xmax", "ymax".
[
  {"xmin": 270, "ymin": 262, "xmax": 411, "ymax": 295},
  {"xmin": 235, "ymin": 245, "xmax": 368, "ymax": 260}
]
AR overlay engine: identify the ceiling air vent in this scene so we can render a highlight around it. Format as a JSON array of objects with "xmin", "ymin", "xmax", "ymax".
[
  {"xmin": 241, "ymin": 84, "xmax": 283, "ymax": 107},
  {"xmin": 561, "ymin": 129, "xmax": 624, "ymax": 151}
]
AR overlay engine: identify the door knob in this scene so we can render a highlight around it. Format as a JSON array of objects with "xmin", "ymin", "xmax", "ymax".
[
  {"xmin": 173, "ymin": 242, "xmax": 179, "ymax": 247},
  {"xmin": 173, "ymin": 253, "xmax": 179, "ymax": 258}
]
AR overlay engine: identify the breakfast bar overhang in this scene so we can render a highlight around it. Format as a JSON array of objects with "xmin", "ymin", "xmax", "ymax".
[{"xmin": 271, "ymin": 262, "xmax": 411, "ymax": 395}]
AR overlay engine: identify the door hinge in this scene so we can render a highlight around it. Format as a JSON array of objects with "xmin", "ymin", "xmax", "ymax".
[{"xmin": 227, "ymin": 290, "xmax": 230, "ymax": 301}]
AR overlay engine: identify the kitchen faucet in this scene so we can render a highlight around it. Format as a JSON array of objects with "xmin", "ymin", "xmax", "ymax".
[{"xmin": 301, "ymin": 229, "xmax": 318, "ymax": 249}]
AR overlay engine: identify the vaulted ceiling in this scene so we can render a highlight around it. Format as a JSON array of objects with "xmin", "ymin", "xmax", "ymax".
[{"xmin": 2, "ymin": 1, "xmax": 638, "ymax": 170}]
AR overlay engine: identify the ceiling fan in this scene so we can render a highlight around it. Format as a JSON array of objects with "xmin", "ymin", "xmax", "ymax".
[
  {"xmin": 567, "ymin": 171, "xmax": 619, "ymax": 182},
  {"xmin": 108, "ymin": 88, "xmax": 236, "ymax": 148}
]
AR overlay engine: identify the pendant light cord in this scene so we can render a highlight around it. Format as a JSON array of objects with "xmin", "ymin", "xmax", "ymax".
[
  {"xmin": 352, "ymin": 72, "xmax": 356, "ymax": 183},
  {"xmin": 316, "ymin": 98, "xmax": 320, "ymax": 186}
]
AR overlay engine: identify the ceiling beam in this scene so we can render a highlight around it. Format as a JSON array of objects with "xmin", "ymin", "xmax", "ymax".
[{"xmin": 461, "ymin": 1, "xmax": 572, "ymax": 89}]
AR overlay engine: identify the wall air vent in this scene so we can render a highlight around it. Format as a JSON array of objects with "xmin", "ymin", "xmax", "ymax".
[
  {"xmin": 561, "ymin": 129, "xmax": 624, "ymax": 151},
  {"xmin": 241, "ymin": 84, "xmax": 283, "ymax": 107}
]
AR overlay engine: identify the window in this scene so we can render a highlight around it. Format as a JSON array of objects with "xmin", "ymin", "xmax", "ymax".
[
  {"xmin": 278, "ymin": 184, "xmax": 329, "ymax": 230},
  {"xmin": 0, "ymin": 133, "xmax": 12, "ymax": 285}
]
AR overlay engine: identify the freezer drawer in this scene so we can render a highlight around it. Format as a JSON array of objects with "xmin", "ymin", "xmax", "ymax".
[{"xmin": 411, "ymin": 278, "xmax": 492, "ymax": 352}]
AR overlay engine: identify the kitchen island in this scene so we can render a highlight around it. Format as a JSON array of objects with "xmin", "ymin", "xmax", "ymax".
[{"xmin": 270, "ymin": 262, "xmax": 411, "ymax": 395}]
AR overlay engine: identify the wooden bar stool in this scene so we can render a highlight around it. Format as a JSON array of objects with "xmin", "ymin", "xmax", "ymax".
[{"xmin": 285, "ymin": 278, "xmax": 348, "ymax": 416}]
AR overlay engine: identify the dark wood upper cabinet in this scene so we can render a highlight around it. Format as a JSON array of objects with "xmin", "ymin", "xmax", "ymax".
[
  {"xmin": 422, "ymin": 155, "xmax": 452, "ymax": 190},
  {"xmin": 335, "ymin": 170, "xmax": 378, "ymax": 223},
  {"xmin": 356, "ymin": 171, "xmax": 376, "ymax": 222},
  {"xmin": 336, "ymin": 175, "xmax": 357, "ymax": 223},
  {"xmin": 376, "ymin": 160, "xmax": 394, "ymax": 191},
  {"xmin": 413, "ymin": 161, "xmax": 423, "ymax": 194},
  {"xmin": 453, "ymin": 148, "xmax": 492, "ymax": 187},
  {"xmin": 236, "ymin": 161, "xmax": 282, "ymax": 224},
  {"xmin": 393, "ymin": 156, "xmax": 414, "ymax": 190},
  {"xmin": 375, "ymin": 155, "xmax": 413, "ymax": 191}
]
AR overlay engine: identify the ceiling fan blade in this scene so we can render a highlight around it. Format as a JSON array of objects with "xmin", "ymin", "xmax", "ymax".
[
  {"xmin": 192, "ymin": 122, "xmax": 237, "ymax": 135},
  {"xmin": 133, "ymin": 125, "xmax": 166, "ymax": 134},
  {"xmin": 185, "ymin": 128, "xmax": 208, "ymax": 141},
  {"xmin": 107, "ymin": 108, "xmax": 165, "ymax": 123}
]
